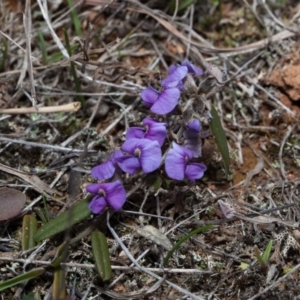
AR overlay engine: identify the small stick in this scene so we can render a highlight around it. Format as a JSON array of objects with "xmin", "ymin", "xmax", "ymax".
[{"xmin": 0, "ymin": 102, "xmax": 81, "ymax": 114}]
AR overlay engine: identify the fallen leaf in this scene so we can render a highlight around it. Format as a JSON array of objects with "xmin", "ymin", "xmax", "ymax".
[
  {"xmin": 0, "ymin": 188, "xmax": 26, "ymax": 221},
  {"xmin": 135, "ymin": 225, "xmax": 172, "ymax": 251}
]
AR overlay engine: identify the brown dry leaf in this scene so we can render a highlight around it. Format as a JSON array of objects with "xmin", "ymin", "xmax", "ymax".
[
  {"xmin": 135, "ymin": 225, "xmax": 172, "ymax": 251},
  {"xmin": 0, "ymin": 188, "xmax": 26, "ymax": 221},
  {"xmin": 0, "ymin": 163, "xmax": 61, "ymax": 197}
]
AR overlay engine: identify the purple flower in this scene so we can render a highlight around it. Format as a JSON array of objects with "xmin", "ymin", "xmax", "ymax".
[
  {"xmin": 183, "ymin": 119, "xmax": 203, "ymax": 158},
  {"xmin": 141, "ymin": 66, "xmax": 188, "ymax": 115},
  {"xmin": 161, "ymin": 65, "xmax": 188, "ymax": 88},
  {"xmin": 181, "ymin": 60, "xmax": 203, "ymax": 76},
  {"xmin": 126, "ymin": 117, "xmax": 167, "ymax": 146},
  {"xmin": 165, "ymin": 142, "xmax": 207, "ymax": 182},
  {"xmin": 86, "ymin": 180, "xmax": 126, "ymax": 214},
  {"xmin": 91, "ymin": 150, "xmax": 123, "ymax": 180},
  {"xmin": 141, "ymin": 86, "xmax": 180, "ymax": 115},
  {"xmin": 118, "ymin": 138, "xmax": 162, "ymax": 174}
]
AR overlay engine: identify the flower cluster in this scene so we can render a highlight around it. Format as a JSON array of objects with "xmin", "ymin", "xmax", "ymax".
[{"xmin": 86, "ymin": 60, "xmax": 209, "ymax": 214}]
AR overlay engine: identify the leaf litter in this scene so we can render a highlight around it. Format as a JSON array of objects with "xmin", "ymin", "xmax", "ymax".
[{"xmin": 0, "ymin": 1, "xmax": 300, "ymax": 299}]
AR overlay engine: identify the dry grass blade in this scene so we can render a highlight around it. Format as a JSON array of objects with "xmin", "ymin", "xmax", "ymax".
[
  {"xmin": 0, "ymin": 163, "xmax": 61, "ymax": 196},
  {"xmin": 24, "ymin": 0, "xmax": 36, "ymax": 107}
]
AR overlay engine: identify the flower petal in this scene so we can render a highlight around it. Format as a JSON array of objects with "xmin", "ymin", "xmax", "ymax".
[
  {"xmin": 181, "ymin": 60, "xmax": 203, "ymax": 76},
  {"xmin": 91, "ymin": 160, "xmax": 115, "ymax": 180},
  {"xmin": 121, "ymin": 138, "xmax": 141, "ymax": 154},
  {"xmin": 103, "ymin": 180, "xmax": 126, "ymax": 211},
  {"xmin": 88, "ymin": 195, "xmax": 107, "ymax": 214},
  {"xmin": 143, "ymin": 117, "xmax": 167, "ymax": 146},
  {"xmin": 187, "ymin": 119, "xmax": 201, "ymax": 132},
  {"xmin": 185, "ymin": 163, "xmax": 207, "ymax": 182},
  {"xmin": 150, "ymin": 88, "xmax": 180, "ymax": 115},
  {"xmin": 162, "ymin": 66, "xmax": 188, "ymax": 88},
  {"xmin": 164, "ymin": 145, "xmax": 186, "ymax": 180},
  {"xmin": 139, "ymin": 140, "xmax": 162, "ymax": 173},
  {"xmin": 126, "ymin": 127, "xmax": 145, "ymax": 140},
  {"xmin": 141, "ymin": 87, "xmax": 159, "ymax": 107},
  {"xmin": 86, "ymin": 183, "xmax": 103, "ymax": 195},
  {"xmin": 117, "ymin": 156, "xmax": 140, "ymax": 174},
  {"xmin": 172, "ymin": 142, "xmax": 194, "ymax": 160}
]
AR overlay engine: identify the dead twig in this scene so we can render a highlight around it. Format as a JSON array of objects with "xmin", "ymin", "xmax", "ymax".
[
  {"xmin": 0, "ymin": 163, "xmax": 61, "ymax": 197},
  {"xmin": 24, "ymin": 0, "xmax": 36, "ymax": 107},
  {"xmin": 0, "ymin": 102, "xmax": 81, "ymax": 114},
  {"xmin": 278, "ymin": 125, "xmax": 296, "ymax": 180},
  {"xmin": 0, "ymin": 137, "xmax": 97, "ymax": 153}
]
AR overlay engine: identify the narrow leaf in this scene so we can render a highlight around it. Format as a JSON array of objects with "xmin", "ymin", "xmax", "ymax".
[
  {"xmin": 262, "ymin": 240, "xmax": 273, "ymax": 263},
  {"xmin": 22, "ymin": 215, "xmax": 38, "ymax": 251},
  {"xmin": 164, "ymin": 225, "xmax": 214, "ymax": 266},
  {"xmin": 34, "ymin": 197, "xmax": 92, "ymax": 242},
  {"xmin": 209, "ymin": 104, "xmax": 230, "ymax": 175},
  {"xmin": 0, "ymin": 268, "xmax": 44, "ymax": 292},
  {"xmin": 63, "ymin": 29, "xmax": 84, "ymax": 105},
  {"xmin": 37, "ymin": 31, "xmax": 48, "ymax": 65},
  {"xmin": 67, "ymin": 0, "xmax": 82, "ymax": 37},
  {"xmin": 253, "ymin": 245, "xmax": 265, "ymax": 266},
  {"xmin": 51, "ymin": 242, "xmax": 69, "ymax": 268},
  {"xmin": 91, "ymin": 230, "xmax": 112, "ymax": 282},
  {"xmin": 52, "ymin": 267, "xmax": 66, "ymax": 300}
]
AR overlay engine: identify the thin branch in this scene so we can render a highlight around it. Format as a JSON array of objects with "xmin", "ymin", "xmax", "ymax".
[
  {"xmin": 24, "ymin": 0, "xmax": 36, "ymax": 107},
  {"xmin": 0, "ymin": 256, "xmax": 211, "ymax": 274},
  {"xmin": 248, "ymin": 262, "xmax": 300, "ymax": 300},
  {"xmin": 107, "ymin": 213, "xmax": 205, "ymax": 300},
  {"xmin": 0, "ymin": 102, "xmax": 81, "ymax": 114},
  {"xmin": 0, "ymin": 137, "xmax": 96, "ymax": 153},
  {"xmin": 278, "ymin": 125, "xmax": 295, "ymax": 180}
]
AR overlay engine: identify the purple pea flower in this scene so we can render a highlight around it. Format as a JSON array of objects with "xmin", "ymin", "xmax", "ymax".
[
  {"xmin": 141, "ymin": 66, "xmax": 188, "ymax": 115},
  {"xmin": 118, "ymin": 138, "xmax": 162, "ymax": 174},
  {"xmin": 165, "ymin": 142, "xmax": 207, "ymax": 182},
  {"xmin": 181, "ymin": 59, "xmax": 203, "ymax": 76},
  {"xmin": 161, "ymin": 65, "xmax": 188, "ymax": 88},
  {"xmin": 91, "ymin": 150, "xmax": 123, "ymax": 181},
  {"xmin": 141, "ymin": 87, "xmax": 180, "ymax": 115},
  {"xmin": 86, "ymin": 180, "xmax": 126, "ymax": 214},
  {"xmin": 126, "ymin": 117, "xmax": 167, "ymax": 146}
]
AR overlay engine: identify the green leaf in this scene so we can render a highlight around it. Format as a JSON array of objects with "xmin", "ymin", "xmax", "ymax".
[
  {"xmin": 253, "ymin": 245, "xmax": 265, "ymax": 266},
  {"xmin": 240, "ymin": 262, "xmax": 249, "ymax": 270},
  {"xmin": 209, "ymin": 104, "xmax": 230, "ymax": 175},
  {"xmin": 52, "ymin": 267, "xmax": 66, "ymax": 300},
  {"xmin": 0, "ymin": 268, "xmax": 44, "ymax": 292},
  {"xmin": 262, "ymin": 240, "xmax": 273, "ymax": 263},
  {"xmin": 34, "ymin": 197, "xmax": 92, "ymax": 242},
  {"xmin": 22, "ymin": 215, "xmax": 38, "ymax": 251},
  {"xmin": 51, "ymin": 242, "xmax": 69, "ymax": 268},
  {"xmin": 48, "ymin": 44, "xmax": 78, "ymax": 64},
  {"xmin": 63, "ymin": 29, "xmax": 84, "ymax": 105},
  {"xmin": 0, "ymin": 39, "xmax": 8, "ymax": 72},
  {"xmin": 37, "ymin": 31, "xmax": 48, "ymax": 65},
  {"xmin": 67, "ymin": 0, "xmax": 82, "ymax": 37},
  {"xmin": 22, "ymin": 291, "xmax": 41, "ymax": 300},
  {"xmin": 164, "ymin": 225, "xmax": 214, "ymax": 266},
  {"xmin": 91, "ymin": 230, "xmax": 112, "ymax": 282},
  {"xmin": 171, "ymin": 0, "xmax": 195, "ymax": 12}
]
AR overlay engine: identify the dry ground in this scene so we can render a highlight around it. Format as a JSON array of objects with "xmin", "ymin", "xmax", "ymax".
[{"xmin": 0, "ymin": 0, "xmax": 300, "ymax": 299}]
